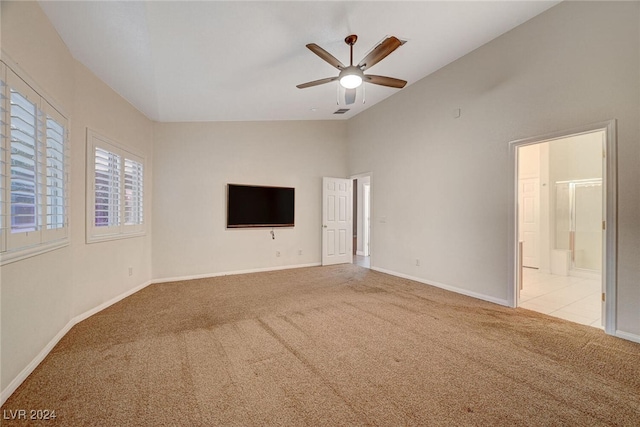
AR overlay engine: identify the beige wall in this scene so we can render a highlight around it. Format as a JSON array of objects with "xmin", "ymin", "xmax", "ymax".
[
  {"xmin": 1, "ymin": 1, "xmax": 154, "ymax": 392},
  {"xmin": 549, "ymin": 132, "xmax": 603, "ymax": 183},
  {"xmin": 152, "ymin": 121, "xmax": 348, "ymax": 279},
  {"xmin": 347, "ymin": 1, "xmax": 640, "ymax": 333},
  {"xmin": 2, "ymin": 0, "xmax": 639, "ymax": 404}
]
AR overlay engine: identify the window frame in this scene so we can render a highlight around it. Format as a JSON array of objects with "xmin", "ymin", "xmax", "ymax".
[
  {"xmin": 86, "ymin": 129, "xmax": 145, "ymax": 243},
  {"xmin": 0, "ymin": 60, "xmax": 70, "ymax": 266}
]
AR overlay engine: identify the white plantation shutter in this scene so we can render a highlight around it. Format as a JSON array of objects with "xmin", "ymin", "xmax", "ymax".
[
  {"xmin": 0, "ymin": 64, "xmax": 7, "ymax": 252},
  {"xmin": 94, "ymin": 147, "xmax": 121, "ymax": 228},
  {"xmin": 45, "ymin": 111, "xmax": 66, "ymax": 230},
  {"xmin": 10, "ymin": 89, "xmax": 38, "ymax": 233},
  {"xmin": 1, "ymin": 63, "xmax": 69, "ymax": 264},
  {"xmin": 8, "ymin": 73, "xmax": 42, "ymax": 250},
  {"xmin": 40, "ymin": 101, "xmax": 68, "ymax": 244},
  {"xmin": 87, "ymin": 129, "xmax": 145, "ymax": 242},
  {"xmin": 124, "ymin": 158, "xmax": 143, "ymax": 226}
]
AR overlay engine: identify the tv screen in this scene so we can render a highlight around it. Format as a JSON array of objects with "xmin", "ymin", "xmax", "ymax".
[{"xmin": 227, "ymin": 184, "xmax": 295, "ymax": 228}]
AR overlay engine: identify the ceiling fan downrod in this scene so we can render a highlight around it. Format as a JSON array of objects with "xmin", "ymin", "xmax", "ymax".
[{"xmin": 345, "ymin": 34, "xmax": 358, "ymax": 67}]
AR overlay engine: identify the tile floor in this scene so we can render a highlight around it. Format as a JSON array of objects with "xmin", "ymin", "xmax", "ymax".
[
  {"xmin": 519, "ymin": 268, "xmax": 602, "ymax": 328},
  {"xmin": 354, "ymin": 255, "xmax": 370, "ymax": 268}
]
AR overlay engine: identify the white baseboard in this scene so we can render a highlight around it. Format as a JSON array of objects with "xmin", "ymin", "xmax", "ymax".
[
  {"xmin": 356, "ymin": 251, "xmax": 365, "ymax": 256},
  {"xmin": 73, "ymin": 280, "xmax": 152, "ymax": 325},
  {"xmin": 5, "ymin": 262, "xmax": 632, "ymax": 406},
  {"xmin": 1, "ymin": 320, "xmax": 75, "ymax": 406},
  {"xmin": 371, "ymin": 266, "xmax": 510, "ymax": 307},
  {"xmin": 2, "ymin": 263, "xmax": 322, "ymax": 404},
  {"xmin": 1, "ymin": 280, "xmax": 152, "ymax": 406},
  {"xmin": 373, "ymin": 268, "xmax": 640, "ymax": 345},
  {"xmin": 570, "ymin": 269, "xmax": 601, "ymax": 280},
  {"xmin": 614, "ymin": 330, "xmax": 640, "ymax": 344},
  {"xmin": 151, "ymin": 262, "xmax": 322, "ymax": 284}
]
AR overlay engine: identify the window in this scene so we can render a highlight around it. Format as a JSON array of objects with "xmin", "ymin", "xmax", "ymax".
[
  {"xmin": 86, "ymin": 129, "xmax": 144, "ymax": 242},
  {"xmin": 94, "ymin": 147, "xmax": 121, "ymax": 228},
  {"xmin": 124, "ymin": 158, "xmax": 144, "ymax": 226},
  {"xmin": 1, "ymin": 61, "xmax": 69, "ymax": 265}
]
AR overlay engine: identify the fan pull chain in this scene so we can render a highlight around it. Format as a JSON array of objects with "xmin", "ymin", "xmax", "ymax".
[{"xmin": 362, "ymin": 82, "xmax": 366, "ymax": 104}]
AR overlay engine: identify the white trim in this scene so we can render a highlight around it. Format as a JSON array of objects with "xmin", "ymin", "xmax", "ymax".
[
  {"xmin": 86, "ymin": 128, "xmax": 146, "ymax": 243},
  {"xmin": 1, "ymin": 62, "xmax": 71, "ymax": 258},
  {"xmin": 0, "ymin": 239, "xmax": 68, "ymax": 266},
  {"xmin": 0, "ymin": 52, "xmax": 68, "ymax": 118},
  {"xmin": 151, "ymin": 262, "xmax": 322, "ymax": 284},
  {"xmin": 602, "ymin": 121, "xmax": 617, "ymax": 335},
  {"xmin": 86, "ymin": 230, "xmax": 146, "ymax": 244},
  {"xmin": 0, "ymin": 320, "xmax": 75, "ymax": 407},
  {"xmin": 2, "ymin": 261, "xmax": 636, "ymax": 406},
  {"xmin": 0, "ymin": 279, "xmax": 152, "ymax": 406},
  {"xmin": 0, "ymin": 262, "xmax": 321, "ymax": 405},
  {"xmin": 508, "ymin": 120, "xmax": 617, "ymax": 335},
  {"xmin": 371, "ymin": 266, "xmax": 510, "ymax": 307},
  {"xmin": 72, "ymin": 280, "xmax": 152, "ymax": 325},
  {"xmin": 569, "ymin": 269, "xmax": 600, "ymax": 280},
  {"xmin": 350, "ymin": 172, "xmax": 373, "ymax": 265},
  {"xmin": 614, "ymin": 330, "xmax": 640, "ymax": 345}
]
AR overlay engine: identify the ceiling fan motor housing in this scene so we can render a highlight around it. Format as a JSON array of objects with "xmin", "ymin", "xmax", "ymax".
[{"xmin": 345, "ymin": 34, "xmax": 358, "ymax": 46}]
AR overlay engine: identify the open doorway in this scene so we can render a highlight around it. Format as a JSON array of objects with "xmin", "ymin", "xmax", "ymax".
[
  {"xmin": 352, "ymin": 173, "xmax": 371, "ymax": 269},
  {"xmin": 510, "ymin": 121, "xmax": 617, "ymax": 334}
]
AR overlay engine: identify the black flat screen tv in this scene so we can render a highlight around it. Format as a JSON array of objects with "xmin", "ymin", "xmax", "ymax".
[{"xmin": 226, "ymin": 184, "xmax": 295, "ymax": 228}]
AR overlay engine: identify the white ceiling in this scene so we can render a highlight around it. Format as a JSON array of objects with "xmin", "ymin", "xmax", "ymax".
[{"xmin": 39, "ymin": 1, "xmax": 559, "ymax": 122}]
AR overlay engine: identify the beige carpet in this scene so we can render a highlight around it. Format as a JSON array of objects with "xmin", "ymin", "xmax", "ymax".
[{"xmin": 3, "ymin": 265, "xmax": 639, "ymax": 426}]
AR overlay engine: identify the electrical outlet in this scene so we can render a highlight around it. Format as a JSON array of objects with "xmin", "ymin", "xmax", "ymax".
[
  {"xmin": 298, "ymin": 249, "xmax": 303, "ymax": 256},
  {"xmin": 415, "ymin": 259, "xmax": 420, "ymax": 267},
  {"xmin": 276, "ymin": 251, "xmax": 281, "ymax": 257},
  {"xmin": 128, "ymin": 267, "xmax": 133, "ymax": 276}
]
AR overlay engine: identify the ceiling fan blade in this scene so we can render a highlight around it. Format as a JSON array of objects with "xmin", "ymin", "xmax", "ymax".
[
  {"xmin": 306, "ymin": 43, "xmax": 345, "ymax": 70},
  {"xmin": 357, "ymin": 36, "xmax": 403, "ymax": 71},
  {"xmin": 365, "ymin": 75, "xmax": 407, "ymax": 89},
  {"xmin": 345, "ymin": 88, "xmax": 356, "ymax": 105},
  {"xmin": 296, "ymin": 77, "xmax": 338, "ymax": 89}
]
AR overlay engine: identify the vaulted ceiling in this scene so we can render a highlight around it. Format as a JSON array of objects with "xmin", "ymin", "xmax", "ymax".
[{"xmin": 39, "ymin": 1, "xmax": 559, "ymax": 122}]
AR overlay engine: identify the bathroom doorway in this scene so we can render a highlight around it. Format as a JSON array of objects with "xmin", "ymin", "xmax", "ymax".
[{"xmin": 511, "ymin": 121, "xmax": 617, "ymax": 333}]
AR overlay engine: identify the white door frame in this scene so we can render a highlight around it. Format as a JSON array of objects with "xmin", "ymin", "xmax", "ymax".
[
  {"xmin": 508, "ymin": 120, "xmax": 617, "ymax": 335},
  {"xmin": 363, "ymin": 183, "xmax": 371, "ymax": 257},
  {"xmin": 351, "ymin": 172, "xmax": 373, "ymax": 263}
]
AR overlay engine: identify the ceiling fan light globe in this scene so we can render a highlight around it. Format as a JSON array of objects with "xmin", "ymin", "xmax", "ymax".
[
  {"xmin": 338, "ymin": 66, "xmax": 365, "ymax": 89},
  {"xmin": 340, "ymin": 74, "xmax": 363, "ymax": 89}
]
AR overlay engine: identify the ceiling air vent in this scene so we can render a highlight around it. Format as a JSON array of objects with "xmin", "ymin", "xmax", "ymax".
[{"xmin": 333, "ymin": 108, "xmax": 350, "ymax": 115}]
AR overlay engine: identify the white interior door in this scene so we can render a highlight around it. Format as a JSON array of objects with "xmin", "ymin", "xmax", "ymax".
[
  {"xmin": 322, "ymin": 177, "xmax": 352, "ymax": 266},
  {"xmin": 519, "ymin": 178, "xmax": 540, "ymax": 268}
]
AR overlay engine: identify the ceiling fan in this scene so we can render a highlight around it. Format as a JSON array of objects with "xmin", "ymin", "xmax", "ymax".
[{"xmin": 297, "ymin": 34, "xmax": 407, "ymax": 105}]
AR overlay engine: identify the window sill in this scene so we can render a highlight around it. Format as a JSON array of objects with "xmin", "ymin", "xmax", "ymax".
[
  {"xmin": 86, "ymin": 230, "xmax": 146, "ymax": 244},
  {"xmin": 0, "ymin": 238, "xmax": 69, "ymax": 266}
]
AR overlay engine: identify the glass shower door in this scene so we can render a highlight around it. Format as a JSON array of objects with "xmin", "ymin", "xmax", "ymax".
[
  {"xmin": 555, "ymin": 183, "xmax": 571, "ymax": 252},
  {"xmin": 573, "ymin": 182, "xmax": 602, "ymax": 271},
  {"xmin": 554, "ymin": 180, "xmax": 602, "ymax": 272}
]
